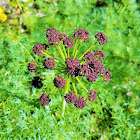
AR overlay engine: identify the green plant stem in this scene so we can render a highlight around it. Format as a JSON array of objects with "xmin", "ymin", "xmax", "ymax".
[
  {"xmin": 73, "ymin": 40, "xmax": 82, "ymax": 58},
  {"xmin": 71, "ymin": 77, "xmax": 78, "ymax": 95},
  {"xmin": 62, "ymin": 74, "xmax": 70, "ymax": 117},
  {"xmin": 62, "ymin": 43, "xmax": 67, "ymax": 58},
  {"xmin": 76, "ymin": 77, "xmax": 88, "ymax": 92},
  {"xmin": 56, "ymin": 45, "xmax": 65, "ymax": 61},
  {"xmin": 17, "ymin": 41, "xmax": 36, "ymax": 62},
  {"xmin": 72, "ymin": 39, "xmax": 78, "ymax": 57},
  {"xmin": 68, "ymin": 48, "xmax": 70, "ymax": 57},
  {"xmin": 78, "ymin": 43, "xmax": 96, "ymax": 60},
  {"xmin": 42, "ymin": 51, "xmax": 59, "ymax": 63}
]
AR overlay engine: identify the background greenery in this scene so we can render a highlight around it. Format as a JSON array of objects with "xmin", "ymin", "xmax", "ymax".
[{"xmin": 0, "ymin": 0, "xmax": 139, "ymax": 139}]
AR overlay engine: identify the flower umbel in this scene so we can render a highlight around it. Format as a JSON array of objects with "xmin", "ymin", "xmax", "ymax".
[{"xmin": 28, "ymin": 28, "xmax": 111, "ymax": 111}]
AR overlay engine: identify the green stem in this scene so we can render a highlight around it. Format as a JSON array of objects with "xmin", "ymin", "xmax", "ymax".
[
  {"xmin": 73, "ymin": 40, "xmax": 82, "ymax": 58},
  {"xmin": 71, "ymin": 77, "xmax": 78, "ymax": 95},
  {"xmin": 17, "ymin": 41, "xmax": 35, "ymax": 62},
  {"xmin": 76, "ymin": 77, "xmax": 88, "ymax": 92},
  {"xmin": 42, "ymin": 51, "xmax": 59, "ymax": 63},
  {"xmin": 68, "ymin": 48, "xmax": 70, "ymax": 57},
  {"xmin": 56, "ymin": 45, "xmax": 65, "ymax": 61},
  {"xmin": 78, "ymin": 43, "xmax": 96, "ymax": 60},
  {"xmin": 72, "ymin": 39, "xmax": 78, "ymax": 57},
  {"xmin": 62, "ymin": 74, "xmax": 70, "ymax": 117},
  {"xmin": 62, "ymin": 43, "xmax": 68, "ymax": 58}
]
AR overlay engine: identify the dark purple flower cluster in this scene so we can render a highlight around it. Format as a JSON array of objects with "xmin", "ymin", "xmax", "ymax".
[
  {"xmin": 79, "ymin": 64, "xmax": 91, "ymax": 77},
  {"xmin": 66, "ymin": 57, "xmax": 81, "ymax": 77},
  {"xmin": 46, "ymin": 28, "xmax": 67, "ymax": 46},
  {"xmin": 53, "ymin": 75, "xmax": 66, "ymax": 88},
  {"xmin": 64, "ymin": 91, "xmax": 77, "ymax": 104},
  {"xmin": 59, "ymin": 33, "xmax": 67, "ymax": 41},
  {"xmin": 102, "ymin": 69, "xmax": 112, "ymax": 83},
  {"xmin": 94, "ymin": 50, "xmax": 105, "ymax": 61},
  {"xmin": 73, "ymin": 29, "xmax": 90, "ymax": 42},
  {"xmin": 83, "ymin": 51, "xmax": 111, "ymax": 82},
  {"xmin": 32, "ymin": 76, "xmax": 43, "ymax": 89},
  {"xmin": 74, "ymin": 96, "xmax": 86, "ymax": 109},
  {"xmin": 63, "ymin": 37, "xmax": 74, "ymax": 49},
  {"xmin": 39, "ymin": 93, "xmax": 51, "ymax": 106},
  {"xmin": 88, "ymin": 90, "xmax": 97, "ymax": 102},
  {"xmin": 87, "ymin": 70, "xmax": 98, "ymax": 82},
  {"xmin": 28, "ymin": 61, "xmax": 37, "ymax": 73},
  {"xmin": 43, "ymin": 58, "xmax": 56, "ymax": 69},
  {"xmin": 46, "ymin": 28, "xmax": 60, "ymax": 46},
  {"xmin": 33, "ymin": 43, "xmax": 49, "ymax": 56},
  {"xmin": 64, "ymin": 91, "xmax": 86, "ymax": 109},
  {"xmin": 95, "ymin": 32, "xmax": 108, "ymax": 46}
]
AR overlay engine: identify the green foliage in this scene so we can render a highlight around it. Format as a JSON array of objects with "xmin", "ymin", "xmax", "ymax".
[{"xmin": 0, "ymin": 0, "xmax": 139, "ymax": 139}]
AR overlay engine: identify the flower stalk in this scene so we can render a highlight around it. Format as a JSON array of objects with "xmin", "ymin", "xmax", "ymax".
[{"xmin": 62, "ymin": 74, "xmax": 70, "ymax": 117}]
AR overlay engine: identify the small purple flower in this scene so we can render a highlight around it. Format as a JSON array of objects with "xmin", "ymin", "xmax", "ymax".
[
  {"xmin": 39, "ymin": 93, "xmax": 51, "ymax": 106},
  {"xmin": 73, "ymin": 29, "xmax": 90, "ymax": 42},
  {"xmin": 46, "ymin": 28, "xmax": 58, "ymax": 36},
  {"xmin": 95, "ymin": 32, "xmax": 108, "ymax": 46},
  {"xmin": 43, "ymin": 58, "xmax": 56, "ymax": 69},
  {"xmin": 93, "ymin": 50, "xmax": 105, "ymax": 61},
  {"xmin": 102, "ymin": 69, "xmax": 112, "ymax": 83},
  {"xmin": 88, "ymin": 90, "xmax": 97, "ymax": 102},
  {"xmin": 66, "ymin": 57, "xmax": 81, "ymax": 77},
  {"xmin": 46, "ymin": 28, "xmax": 60, "ymax": 46},
  {"xmin": 33, "ymin": 43, "xmax": 48, "ymax": 56},
  {"xmin": 79, "ymin": 64, "xmax": 91, "ymax": 77},
  {"xmin": 84, "ymin": 51, "xmax": 96, "ymax": 63},
  {"xmin": 74, "ymin": 96, "xmax": 86, "ymax": 109},
  {"xmin": 63, "ymin": 37, "xmax": 74, "ymax": 49},
  {"xmin": 94, "ymin": 63, "xmax": 105, "ymax": 74},
  {"xmin": 87, "ymin": 70, "xmax": 98, "ymax": 82},
  {"xmin": 48, "ymin": 34, "xmax": 60, "ymax": 46},
  {"xmin": 58, "ymin": 33, "xmax": 67, "ymax": 41},
  {"xmin": 64, "ymin": 91, "xmax": 77, "ymax": 104},
  {"xmin": 28, "ymin": 61, "xmax": 37, "ymax": 73},
  {"xmin": 53, "ymin": 75, "xmax": 66, "ymax": 88}
]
